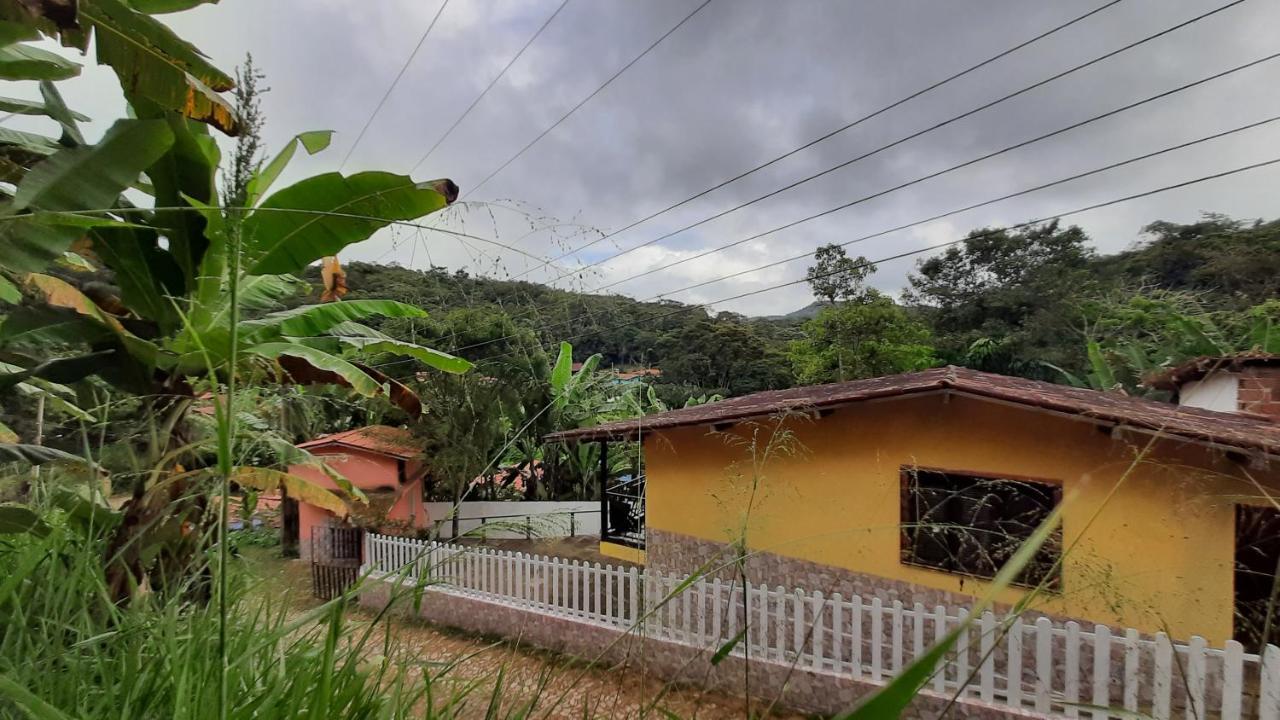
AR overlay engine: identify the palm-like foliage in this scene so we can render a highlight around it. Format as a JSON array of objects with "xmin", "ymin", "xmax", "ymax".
[{"xmin": 0, "ymin": 0, "xmax": 470, "ymax": 598}]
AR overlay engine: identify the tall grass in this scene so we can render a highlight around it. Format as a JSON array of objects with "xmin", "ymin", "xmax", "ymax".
[{"xmin": 0, "ymin": 516, "xmax": 439, "ymax": 719}]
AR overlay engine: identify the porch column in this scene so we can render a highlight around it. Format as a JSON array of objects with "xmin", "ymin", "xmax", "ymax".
[{"xmin": 598, "ymin": 440, "xmax": 609, "ymax": 541}]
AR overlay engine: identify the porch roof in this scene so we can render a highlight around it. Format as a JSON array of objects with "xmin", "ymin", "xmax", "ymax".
[{"xmin": 544, "ymin": 366, "xmax": 1280, "ymax": 456}]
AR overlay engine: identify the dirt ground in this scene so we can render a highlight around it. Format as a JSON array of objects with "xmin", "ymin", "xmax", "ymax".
[{"xmin": 242, "ymin": 548, "xmax": 806, "ymax": 720}]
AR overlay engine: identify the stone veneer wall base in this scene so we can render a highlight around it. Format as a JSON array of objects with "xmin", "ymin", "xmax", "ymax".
[{"xmin": 360, "ymin": 578, "xmax": 1042, "ymax": 719}]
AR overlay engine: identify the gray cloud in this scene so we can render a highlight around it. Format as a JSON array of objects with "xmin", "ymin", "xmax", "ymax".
[{"xmin": 7, "ymin": 0, "xmax": 1279, "ymax": 318}]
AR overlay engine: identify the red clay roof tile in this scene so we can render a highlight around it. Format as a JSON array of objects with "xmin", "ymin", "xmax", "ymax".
[{"xmin": 545, "ymin": 366, "xmax": 1280, "ymax": 456}]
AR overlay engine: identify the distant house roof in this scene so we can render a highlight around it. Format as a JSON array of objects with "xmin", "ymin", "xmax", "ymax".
[
  {"xmin": 297, "ymin": 425, "xmax": 421, "ymax": 460},
  {"xmin": 1146, "ymin": 352, "xmax": 1280, "ymax": 390},
  {"xmin": 546, "ymin": 366, "xmax": 1280, "ymax": 457}
]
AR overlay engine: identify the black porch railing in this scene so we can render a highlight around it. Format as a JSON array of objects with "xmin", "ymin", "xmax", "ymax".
[{"xmin": 601, "ymin": 477, "xmax": 645, "ymax": 549}]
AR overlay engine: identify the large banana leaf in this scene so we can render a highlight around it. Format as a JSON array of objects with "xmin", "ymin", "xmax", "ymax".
[
  {"xmin": 23, "ymin": 274, "xmax": 159, "ymax": 373},
  {"xmin": 39, "ymin": 80, "xmax": 85, "ymax": 145},
  {"xmin": 328, "ymin": 335, "xmax": 472, "ymax": 374},
  {"xmin": 239, "ymin": 299, "xmax": 426, "ymax": 342},
  {"xmin": 0, "ymin": 126, "xmax": 61, "ymax": 156},
  {"xmin": 79, "ymin": 0, "xmax": 238, "ymax": 134},
  {"xmin": 0, "ymin": 306, "xmax": 114, "ymax": 348},
  {"xmin": 245, "ymin": 173, "xmax": 455, "ymax": 275},
  {"xmin": 0, "ymin": 42, "xmax": 80, "ymax": 80},
  {"xmin": 247, "ymin": 342, "xmax": 382, "ymax": 397},
  {"xmin": 12, "ymin": 118, "xmax": 174, "ymax": 212},
  {"xmin": 89, "ymin": 225, "xmax": 185, "ymax": 332},
  {"xmin": 0, "ymin": 212, "xmax": 138, "ymax": 273},
  {"xmin": 244, "ymin": 130, "xmax": 333, "ymax": 207},
  {"xmin": 0, "ymin": 351, "xmax": 115, "ymax": 390},
  {"xmin": 228, "ymin": 467, "xmax": 348, "ymax": 516},
  {"xmin": 0, "ymin": 94, "xmax": 90, "ymax": 121},
  {"xmin": 140, "ymin": 109, "xmax": 220, "ymax": 288},
  {"xmin": 125, "ymin": 0, "xmax": 219, "ymax": 13},
  {"xmin": 0, "ymin": 420, "xmax": 16, "ymax": 443}
]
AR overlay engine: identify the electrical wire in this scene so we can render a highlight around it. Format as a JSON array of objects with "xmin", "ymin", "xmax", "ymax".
[
  {"xmin": 450, "ymin": 156, "xmax": 1280, "ymax": 367},
  {"xmin": 463, "ymin": 0, "xmax": 715, "ymax": 199},
  {"xmin": 408, "ymin": 0, "xmax": 572, "ymax": 176},
  {"xmin": 513, "ymin": 0, "xmax": 1247, "ymax": 289},
  {"xmin": 338, "ymin": 0, "xmax": 453, "ymax": 171},
  {"xmin": 509, "ymin": 0, "xmax": 1128, "ymax": 281},
  {"xmin": 432, "ymin": 113, "xmax": 1279, "ymax": 358}
]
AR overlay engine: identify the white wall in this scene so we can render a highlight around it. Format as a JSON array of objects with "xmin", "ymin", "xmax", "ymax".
[
  {"xmin": 1179, "ymin": 372, "xmax": 1239, "ymax": 412},
  {"xmin": 424, "ymin": 501, "xmax": 600, "ymax": 539}
]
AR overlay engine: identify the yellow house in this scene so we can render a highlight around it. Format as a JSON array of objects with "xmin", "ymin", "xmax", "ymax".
[{"xmin": 549, "ymin": 361, "xmax": 1280, "ymax": 646}]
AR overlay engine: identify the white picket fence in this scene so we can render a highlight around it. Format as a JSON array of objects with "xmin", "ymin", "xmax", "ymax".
[{"xmin": 364, "ymin": 533, "xmax": 1280, "ymax": 719}]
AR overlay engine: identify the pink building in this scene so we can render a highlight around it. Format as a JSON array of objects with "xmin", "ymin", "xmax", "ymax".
[{"xmin": 287, "ymin": 425, "xmax": 429, "ymax": 560}]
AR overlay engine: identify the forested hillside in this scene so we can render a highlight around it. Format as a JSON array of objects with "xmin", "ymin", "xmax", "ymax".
[{"xmin": 300, "ymin": 214, "xmax": 1280, "ymax": 403}]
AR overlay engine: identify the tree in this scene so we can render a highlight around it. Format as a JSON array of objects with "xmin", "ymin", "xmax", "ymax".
[
  {"xmin": 904, "ymin": 221, "xmax": 1095, "ymax": 379},
  {"xmin": 1052, "ymin": 288, "xmax": 1280, "ymax": 395},
  {"xmin": 805, "ymin": 243, "xmax": 875, "ymax": 304},
  {"xmin": 789, "ymin": 293, "xmax": 937, "ymax": 384}
]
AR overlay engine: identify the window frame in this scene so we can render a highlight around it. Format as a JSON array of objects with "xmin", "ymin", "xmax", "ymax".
[{"xmin": 899, "ymin": 465, "xmax": 1064, "ymax": 590}]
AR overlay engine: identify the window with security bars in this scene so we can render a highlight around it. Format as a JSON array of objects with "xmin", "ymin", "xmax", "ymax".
[{"xmin": 900, "ymin": 467, "xmax": 1062, "ymax": 589}]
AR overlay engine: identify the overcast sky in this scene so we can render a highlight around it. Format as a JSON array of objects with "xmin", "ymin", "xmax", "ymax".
[{"xmin": 11, "ymin": 0, "xmax": 1280, "ymax": 316}]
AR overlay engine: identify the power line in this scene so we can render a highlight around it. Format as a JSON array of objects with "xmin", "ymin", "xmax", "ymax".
[
  {"xmin": 519, "ymin": 0, "xmax": 1247, "ymax": 289},
  {"xmin": 408, "ymin": 0, "xmax": 572, "ymax": 176},
  {"xmin": 589, "ymin": 52, "xmax": 1280, "ymax": 296},
  {"xmin": 653, "ymin": 114, "xmax": 1280, "ymax": 302},
  {"xmin": 463, "ymin": 0, "xmax": 715, "ymax": 199},
  {"xmin": 438, "ymin": 111, "xmax": 1278, "ymax": 357},
  {"xmin": 451, "ymin": 0, "xmax": 1261, "ymax": 338},
  {"xmin": 339, "ymin": 0, "xmax": 453, "ymax": 171},
  {"xmin": 509, "ymin": 0, "xmax": 1127, "ymax": 281},
  {"xmin": 453, "ymin": 156, "xmax": 1280, "ymax": 367}
]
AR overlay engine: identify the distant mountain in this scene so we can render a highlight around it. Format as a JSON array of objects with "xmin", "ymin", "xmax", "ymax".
[{"xmin": 771, "ymin": 301, "xmax": 827, "ymax": 321}]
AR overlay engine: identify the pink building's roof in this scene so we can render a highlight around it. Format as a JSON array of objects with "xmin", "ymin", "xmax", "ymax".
[{"xmin": 297, "ymin": 425, "xmax": 421, "ymax": 460}]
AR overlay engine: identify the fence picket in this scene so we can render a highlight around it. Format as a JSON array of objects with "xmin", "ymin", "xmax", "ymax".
[
  {"xmin": 933, "ymin": 606, "xmax": 947, "ymax": 693},
  {"xmin": 1007, "ymin": 617, "xmax": 1023, "ymax": 708},
  {"xmin": 1092, "ymin": 625, "xmax": 1111, "ymax": 720},
  {"xmin": 1262, "ymin": 645, "xmax": 1280, "ymax": 720},
  {"xmin": 774, "ymin": 585, "xmax": 787, "ymax": 663},
  {"xmin": 1124, "ymin": 627, "xmax": 1140, "ymax": 714},
  {"xmin": 1035, "ymin": 617, "xmax": 1052, "ymax": 714},
  {"xmin": 870, "ymin": 598, "xmax": 883, "ymax": 681},
  {"xmin": 891, "ymin": 600, "xmax": 904, "ymax": 674},
  {"xmin": 913, "ymin": 602, "xmax": 925, "ymax": 667},
  {"xmin": 1186, "ymin": 636, "xmax": 1207, "ymax": 720},
  {"xmin": 979, "ymin": 612, "xmax": 995, "ymax": 702},
  {"xmin": 832, "ymin": 593, "xmax": 844, "ymax": 675},
  {"xmin": 1154, "ymin": 632, "xmax": 1173, "ymax": 720},
  {"xmin": 812, "ymin": 591, "xmax": 825, "ymax": 671},
  {"xmin": 852, "ymin": 596, "xmax": 864, "ymax": 678},
  {"xmin": 793, "ymin": 589, "xmax": 805, "ymax": 663},
  {"xmin": 1222, "ymin": 639, "xmax": 1243, "ymax": 720},
  {"xmin": 956, "ymin": 608, "xmax": 970, "ymax": 698},
  {"xmin": 1065, "ymin": 621, "xmax": 1080, "ymax": 718}
]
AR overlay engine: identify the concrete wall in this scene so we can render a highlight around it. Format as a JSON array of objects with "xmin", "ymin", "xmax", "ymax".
[
  {"xmin": 359, "ymin": 576, "xmax": 1034, "ymax": 720},
  {"xmin": 424, "ymin": 501, "xmax": 600, "ymax": 539},
  {"xmin": 642, "ymin": 391, "xmax": 1280, "ymax": 644},
  {"xmin": 290, "ymin": 447, "xmax": 428, "ymax": 559}
]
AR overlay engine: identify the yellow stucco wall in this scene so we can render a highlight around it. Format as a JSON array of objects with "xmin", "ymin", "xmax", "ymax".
[
  {"xmin": 643, "ymin": 392, "xmax": 1280, "ymax": 644},
  {"xmin": 599, "ymin": 540, "xmax": 647, "ymax": 565}
]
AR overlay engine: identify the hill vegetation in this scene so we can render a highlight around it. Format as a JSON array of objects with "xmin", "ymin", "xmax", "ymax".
[{"xmin": 298, "ymin": 213, "xmax": 1280, "ymax": 403}]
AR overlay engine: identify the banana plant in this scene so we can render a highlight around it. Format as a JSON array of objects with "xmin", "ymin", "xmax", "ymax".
[{"xmin": 0, "ymin": 0, "xmax": 473, "ymax": 597}]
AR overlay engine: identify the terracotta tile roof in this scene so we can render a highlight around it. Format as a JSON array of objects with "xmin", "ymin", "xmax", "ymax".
[
  {"xmin": 545, "ymin": 366, "xmax": 1280, "ymax": 456},
  {"xmin": 297, "ymin": 425, "xmax": 421, "ymax": 459},
  {"xmin": 1146, "ymin": 352, "xmax": 1280, "ymax": 390}
]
